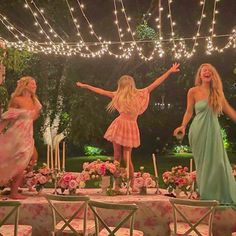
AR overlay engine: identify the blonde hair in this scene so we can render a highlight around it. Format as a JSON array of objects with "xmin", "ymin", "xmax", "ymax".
[
  {"xmin": 10, "ymin": 76, "xmax": 37, "ymax": 104},
  {"xmin": 195, "ymin": 63, "xmax": 224, "ymax": 113},
  {"xmin": 107, "ymin": 75, "xmax": 138, "ymax": 112}
]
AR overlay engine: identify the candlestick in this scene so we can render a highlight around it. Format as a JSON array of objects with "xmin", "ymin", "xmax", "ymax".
[
  {"xmin": 62, "ymin": 142, "xmax": 65, "ymax": 171},
  {"xmin": 152, "ymin": 153, "xmax": 158, "ymax": 178}
]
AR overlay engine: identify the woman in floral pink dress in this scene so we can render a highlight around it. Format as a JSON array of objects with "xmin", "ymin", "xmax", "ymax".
[
  {"xmin": 76, "ymin": 63, "xmax": 180, "ymax": 191},
  {"xmin": 0, "ymin": 76, "xmax": 41, "ymax": 199}
]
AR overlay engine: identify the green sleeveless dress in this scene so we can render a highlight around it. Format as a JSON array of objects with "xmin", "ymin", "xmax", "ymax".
[{"xmin": 189, "ymin": 99, "xmax": 236, "ymax": 205}]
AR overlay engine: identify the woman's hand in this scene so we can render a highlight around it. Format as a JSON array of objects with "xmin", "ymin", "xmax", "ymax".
[
  {"xmin": 173, "ymin": 125, "xmax": 186, "ymax": 137},
  {"xmin": 169, "ymin": 63, "xmax": 180, "ymax": 73},
  {"xmin": 76, "ymin": 81, "xmax": 87, "ymax": 88}
]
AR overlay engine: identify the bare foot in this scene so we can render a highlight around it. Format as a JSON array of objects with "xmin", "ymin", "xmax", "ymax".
[{"xmin": 9, "ymin": 193, "xmax": 27, "ymax": 200}]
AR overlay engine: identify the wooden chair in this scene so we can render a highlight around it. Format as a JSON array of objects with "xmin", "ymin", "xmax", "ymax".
[
  {"xmin": 88, "ymin": 200, "xmax": 144, "ymax": 236},
  {"xmin": 0, "ymin": 201, "xmax": 32, "ymax": 236},
  {"xmin": 45, "ymin": 194, "xmax": 95, "ymax": 236},
  {"xmin": 169, "ymin": 198, "xmax": 219, "ymax": 236}
]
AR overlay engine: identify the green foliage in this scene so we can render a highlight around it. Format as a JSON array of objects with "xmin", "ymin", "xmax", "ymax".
[
  {"xmin": 221, "ymin": 128, "xmax": 230, "ymax": 150},
  {"xmin": 173, "ymin": 145, "xmax": 191, "ymax": 154},
  {"xmin": 0, "ymin": 48, "xmax": 35, "ymax": 75},
  {"xmin": 0, "ymin": 85, "xmax": 9, "ymax": 111},
  {"xmin": 135, "ymin": 20, "xmax": 157, "ymax": 40},
  {"xmin": 83, "ymin": 145, "xmax": 104, "ymax": 156}
]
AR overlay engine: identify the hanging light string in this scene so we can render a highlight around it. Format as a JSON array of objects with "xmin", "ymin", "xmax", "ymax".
[
  {"xmin": 155, "ymin": 0, "xmax": 164, "ymax": 57},
  {"xmin": 75, "ymin": 0, "xmax": 112, "ymax": 57},
  {"xmin": 120, "ymin": 0, "xmax": 162, "ymax": 61},
  {"xmin": 0, "ymin": 13, "xmax": 42, "ymax": 53},
  {"xmin": 65, "ymin": 0, "xmax": 94, "ymax": 56},
  {"xmin": 206, "ymin": 0, "xmax": 236, "ymax": 54},
  {"xmin": 0, "ymin": 1, "xmax": 234, "ymax": 59},
  {"xmin": 30, "ymin": 0, "xmax": 65, "ymax": 43},
  {"xmin": 112, "ymin": 0, "xmax": 135, "ymax": 58},
  {"xmin": 167, "ymin": 0, "xmax": 206, "ymax": 58},
  {"xmin": 25, "ymin": 0, "xmax": 76, "ymax": 56}
]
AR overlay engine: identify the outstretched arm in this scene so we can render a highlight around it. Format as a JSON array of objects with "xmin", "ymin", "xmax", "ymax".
[
  {"xmin": 222, "ymin": 98, "xmax": 236, "ymax": 122},
  {"xmin": 76, "ymin": 81, "xmax": 114, "ymax": 98},
  {"xmin": 145, "ymin": 63, "xmax": 180, "ymax": 93},
  {"xmin": 173, "ymin": 88, "xmax": 195, "ymax": 136}
]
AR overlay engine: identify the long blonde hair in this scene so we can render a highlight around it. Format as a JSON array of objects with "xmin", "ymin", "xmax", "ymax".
[
  {"xmin": 10, "ymin": 76, "xmax": 37, "ymax": 104},
  {"xmin": 195, "ymin": 63, "xmax": 224, "ymax": 113},
  {"xmin": 107, "ymin": 75, "xmax": 138, "ymax": 112}
]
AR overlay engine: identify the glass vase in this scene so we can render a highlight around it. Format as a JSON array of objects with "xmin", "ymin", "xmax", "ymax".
[{"xmin": 139, "ymin": 186, "xmax": 147, "ymax": 195}]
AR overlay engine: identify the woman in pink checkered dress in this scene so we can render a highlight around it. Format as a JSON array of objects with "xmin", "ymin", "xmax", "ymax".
[{"xmin": 76, "ymin": 63, "xmax": 180, "ymax": 190}]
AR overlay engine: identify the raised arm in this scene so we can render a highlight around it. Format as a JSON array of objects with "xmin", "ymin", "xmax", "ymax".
[
  {"xmin": 222, "ymin": 98, "xmax": 236, "ymax": 122},
  {"xmin": 173, "ymin": 88, "xmax": 195, "ymax": 136},
  {"xmin": 145, "ymin": 63, "xmax": 180, "ymax": 93},
  {"xmin": 76, "ymin": 81, "xmax": 114, "ymax": 98}
]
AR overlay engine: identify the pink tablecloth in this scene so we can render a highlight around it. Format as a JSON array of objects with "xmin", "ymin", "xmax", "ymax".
[{"xmin": 0, "ymin": 188, "xmax": 236, "ymax": 236}]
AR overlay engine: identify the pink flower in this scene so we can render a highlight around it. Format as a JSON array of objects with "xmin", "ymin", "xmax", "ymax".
[
  {"xmin": 38, "ymin": 167, "xmax": 51, "ymax": 175},
  {"xmin": 58, "ymin": 179, "xmax": 68, "ymax": 189},
  {"xmin": 144, "ymin": 177, "xmax": 155, "ymax": 187},
  {"xmin": 83, "ymin": 162, "xmax": 89, "ymax": 170},
  {"xmin": 26, "ymin": 178, "xmax": 37, "ymax": 187},
  {"xmin": 38, "ymin": 175, "xmax": 47, "ymax": 184},
  {"xmin": 142, "ymin": 173, "xmax": 151, "ymax": 179},
  {"xmin": 62, "ymin": 173, "xmax": 73, "ymax": 182},
  {"xmin": 134, "ymin": 177, "xmax": 145, "ymax": 188},
  {"xmin": 69, "ymin": 180, "xmax": 78, "ymax": 190}
]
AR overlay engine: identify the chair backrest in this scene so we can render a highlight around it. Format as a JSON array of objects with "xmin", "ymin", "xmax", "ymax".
[
  {"xmin": 169, "ymin": 198, "xmax": 219, "ymax": 236},
  {"xmin": 0, "ymin": 201, "xmax": 21, "ymax": 236},
  {"xmin": 45, "ymin": 194, "xmax": 90, "ymax": 236},
  {"xmin": 88, "ymin": 200, "xmax": 138, "ymax": 236}
]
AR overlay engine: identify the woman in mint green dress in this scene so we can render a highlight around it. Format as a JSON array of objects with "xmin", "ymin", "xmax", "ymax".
[{"xmin": 174, "ymin": 63, "xmax": 236, "ymax": 205}]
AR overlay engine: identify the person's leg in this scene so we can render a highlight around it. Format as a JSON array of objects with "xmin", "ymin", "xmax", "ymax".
[
  {"xmin": 113, "ymin": 142, "xmax": 121, "ymax": 162},
  {"xmin": 123, "ymin": 146, "xmax": 137, "ymax": 191},
  {"xmin": 10, "ymin": 172, "xmax": 27, "ymax": 199},
  {"xmin": 113, "ymin": 142, "xmax": 122, "ymax": 191}
]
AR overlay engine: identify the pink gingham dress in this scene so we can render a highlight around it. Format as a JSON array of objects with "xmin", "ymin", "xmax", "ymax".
[
  {"xmin": 0, "ymin": 103, "xmax": 41, "ymax": 186},
  {"xmin": 104, "ymin": 88, "xmax": 150, "ymax": 148}
]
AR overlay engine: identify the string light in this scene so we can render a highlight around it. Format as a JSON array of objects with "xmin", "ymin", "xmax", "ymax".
[
  {"xmin": 0, "ymin": 1, "xmax": 234, "ymax": 59},
  {"xmin": 167, "ymin": 0, "xmax": 206, "ymax": 58},
  {"xmin": 206, "ymin": 0, "xmax": 235, "ymax": 54}
]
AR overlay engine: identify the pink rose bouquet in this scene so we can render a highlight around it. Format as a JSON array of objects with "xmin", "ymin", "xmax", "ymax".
[
  {"xmin": 162, "ymin": 165, "xmax": 194, "ymax": 194},
  {"xmin": 57, "ymin": 172, "xmax": 86, "ymax": 195},
  {"xmin": 82, "ymin": 159, "xmax": 121, "ymax": 180},
  {"xmin": 133, "ymin": 167, "xmax": 156, "ymax": 194},
  {"xmin": 24, "ymin": 163, "xmax": 52, "ymax": 192}
]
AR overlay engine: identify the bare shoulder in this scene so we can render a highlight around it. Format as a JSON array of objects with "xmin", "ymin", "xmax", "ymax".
[
  {"xmin": 9, "ymin": 96, "xmax": 21, "ymax": 108},
  {"xmin": 187, "ymin": 87, "xmax": 197, "ymax": 97}
]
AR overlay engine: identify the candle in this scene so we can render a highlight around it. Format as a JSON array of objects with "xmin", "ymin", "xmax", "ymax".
[
  {"xmin": 57, "ymin": 143, "xmax": 61, "ymax": 171},
  {"xmin": 62, "ymin": 142, "xmax": 65, "ymax": 170},
  {"xmin": 55, "ymin": 144, "xmax": 58, "ymax": 169},
  {"xmin": 190, "ymin": 158, "xmax": 193, "ymax": 173},
  {"xmin": 50, "ymin": 145, "xmax": 54, "ymax": 170},
  {"xmin": 47, "ymin": 145, "xmax": 50, "ymax": 168},
  {"xmin": 152, "ymin": 153, "xmax": 158, "ymax": 178}
]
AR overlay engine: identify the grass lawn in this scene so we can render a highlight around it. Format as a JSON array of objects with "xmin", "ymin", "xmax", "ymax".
[{"xmin": 38, "ymin": 152, "xmax": 236, "ymax": 188}]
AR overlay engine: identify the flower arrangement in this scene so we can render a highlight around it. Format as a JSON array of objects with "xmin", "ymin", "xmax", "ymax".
[
  {"xmin": 57, "ymin": 172, "xmax": 87, "ymax": 195},
  {"xmin": 133, "ymin": 167, "xmax": 156, "ymax": 194},
  {"xmin": 82, "ymin": 159, "xmax": 122, "ymax": 180},
  {"xmin": 162, "ymin": 165, "xmax": 195, "ymax": 195},
  {"xmin": 24, "ymin": 163, "xmax": 52, "ymax": 193}
]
